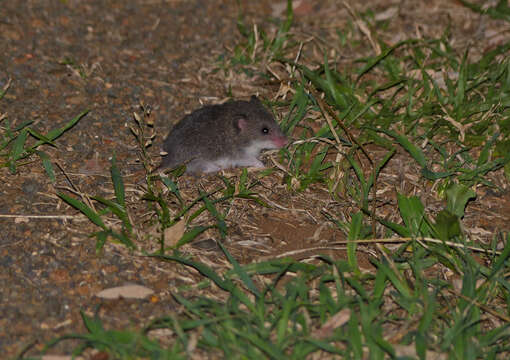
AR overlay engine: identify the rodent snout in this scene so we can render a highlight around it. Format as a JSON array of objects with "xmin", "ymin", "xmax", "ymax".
[{"xmin": 272, "ymin": 135, "xmax": 288, "ymax": 148}]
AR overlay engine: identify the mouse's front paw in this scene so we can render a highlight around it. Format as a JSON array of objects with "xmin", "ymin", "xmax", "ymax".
[
  {"xmin": 251, "ymin": 159, "xmax": 265, "ymax": 168},
  {"xmin": 188, "ymin": 160, "xmax": 221, "ymax": 174},
  {"xmin": 239, "ymin": 158, "xmax": 265, "ymax": 168}
]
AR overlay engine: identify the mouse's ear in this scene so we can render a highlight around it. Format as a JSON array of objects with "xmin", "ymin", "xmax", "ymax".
[
  {"xmin": 250, "ymin": 95, "xmax": 261, "ymax": 104},
  {"xmin": 234, "ymin": 114, "xmax": 247, "ymax": 133}
]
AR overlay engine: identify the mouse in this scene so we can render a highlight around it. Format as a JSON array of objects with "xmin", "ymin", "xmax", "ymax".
[{"xmin": 160, "ymin": 96, "xmax": 288, "ymax": 173}]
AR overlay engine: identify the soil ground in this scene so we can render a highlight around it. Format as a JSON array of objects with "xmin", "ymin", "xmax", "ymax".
[{"xmin": 1, "ymin": 0, "xmax": 509, "ymax": 358}]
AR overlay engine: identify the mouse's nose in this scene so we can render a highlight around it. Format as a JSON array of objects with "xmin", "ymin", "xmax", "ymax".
[{"xmin": 272, "ymin": 135, "xmax": 288, "ymax": 148}]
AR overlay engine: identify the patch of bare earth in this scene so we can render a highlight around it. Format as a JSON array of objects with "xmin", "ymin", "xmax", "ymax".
[{"xmin": 0, "ymin": 0, "xmax": 508, "ymax": 357}]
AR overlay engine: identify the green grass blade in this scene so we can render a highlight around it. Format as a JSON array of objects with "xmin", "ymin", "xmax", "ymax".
[
  {"xmin": 175, "ymin": 225, "xmax": 211, "ymax": 248},
  {"xmin": 152, "ymin": 253, "xmax": 255, "ymax": 312},
  {"xmin": 217, "ymin": 241, "xmax": 261, "ymax": 298},
  {"xmin": 397, "ymin": 193, "xmax": 431, "ymax": 236},
  {"xmin": 235, "ymin": 329, "xmax": 287, "ymax": 359},
  {"xmin": 347, "ymin": 313, "xmax": 363, "ymax": 359},
  {"xmin": 95, "ymin": 231, "xmax": 108, "ymax": 251},
  {"xmin": 488, "ymin": 233, "xmax": 510, "ymax": 276},
  {"xmin": 323, "ymin": 53, "xmax": 348, "ymax": 109},
  {"xmin": 160, "ymin": 175, "xmax": 182, "ymax": 202},
  {"xmin": 200, "ymin": 190, "xmax": 228, "ymax": 239},
  {"xmin": 26, "ymin": 127, "xmax": 57, "ymax": 146},
  {"xmin": 58, "ymin": 192, "xmax": 106, "ymax": 229},
  {"xmin": 13, "ymin": 119, "xmax": 34, "ymax": 132},
  {"xmin": 32, "ymin": 110, "xmax": 89, "ymax": 148},
  {"xmin": 458, "ymin": 0, "xmax": 510, "ymax": 21},
  {"xmin": 110, "ymin": 155, "xmax": 125, "ymax": 208},
  {"xmin": 269, "ymin": 0, "xmax": 293, "ymax": 56},
  {"xmin": 0, "ymin": 81, "xmax": 10, "ymax": 100},
  {"xmin": 91, "ymin": 195, "xmax": 132, "ymax": 233},
  {"xmin": 34, "ymin": 150, "xmax": 56, "ymax": 183},
  {"xmin": 445, "ymin": 183, "xmax": 476, "ymax": 218},
  {"xmin": 458, "ymin": 153, "xmax": 510, "ymax": 182},
  {"xmin": 477, "ymin": 132, "xmax": 500, "ymax": 167},
  {"xmin": 9, "ymin": 129, "xmax": 28, "ymax": 162},
  {"xmin": 347, "ymin": 212, "xmax": 362, "ymax": 272},
  {"xmin": 109, "ymin": 229, "xmax": 135, "ymax": 249},
  {"xmin": 376, "ymin": 218, "xmax": 412, "ymax": 237},
  {"xmin": 80, "ymin": 310, "xmax": 105, "ymax": 334},
  {"xmin": 356, "ymin": 39, "xmax": 419, "ymax": 82},
  {"xmin": 454, "ymin": 50, "xmax": 468, "ymax": 110},
  {"xmin": 375, "ymin": 260, "xmax": 412, "ymax": 299},
  {"xmin": 434, "ymin": 210, "xmax": 462, "ymax": 241},
  {"xmin": 281, "ymin": 83, "xmax": 309, "ymax": 134},
  {"xmin": 367, "ymin": 126, "xmax": 426, "ymax": 168}
]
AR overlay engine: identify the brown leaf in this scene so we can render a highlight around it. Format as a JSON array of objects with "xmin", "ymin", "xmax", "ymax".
[
  {"xmin": 312, "ymin": 308, "xmax": 351, "ymax": 339},
  {"xmin": 95, "ymin": 284, "xmax": 155, "ymax": 299},
  {"xmin": 164, "ymin": 218, "xmax": 186, "ymax": 247}
]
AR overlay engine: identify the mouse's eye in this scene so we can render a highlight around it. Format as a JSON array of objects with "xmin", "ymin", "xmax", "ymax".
[{"xmin": 261, "ymin": 127, "xmax": 269, "ymax": 134}]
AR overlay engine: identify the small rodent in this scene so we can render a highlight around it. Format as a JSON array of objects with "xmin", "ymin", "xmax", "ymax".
[{"xmin": 160, "ymin": 96, "xmax": 288, "ymax": 173}]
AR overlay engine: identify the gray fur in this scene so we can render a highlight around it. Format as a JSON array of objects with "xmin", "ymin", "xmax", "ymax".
[{"xmin": 161, "ymin": 96, "xmax": 287, "ymax": 173}]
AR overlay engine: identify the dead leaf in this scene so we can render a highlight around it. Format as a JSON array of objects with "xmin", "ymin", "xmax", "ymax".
[
  {"xmin": 79, "ymin": 157, "xmax": 106, "ymax": 174},
  {"xmin": 312, "ymin": 308, "xmax": 351, "ymax": 339},
  {"xmin": 66, "ymin": 95, "xmax": 86, "ymax": 105},
  {"xmin": 394, "ymin": 344, "xmax": 447, "ymax": 359},
  {"xmin": 294, "ymin": 0, "xmax": 314, "ymax": 16},
  {"xmin": 271, "ymin": 0, "xmax": 312, "ymax": 17},
  {"xmin": 271, "ymin": 2, "xmax": 288, "ymax": 17},
  {"xmin": 375, "ymin": 6, "xmax": 398, "ymax": 21},
  {"xmin": 164, "ymin": 218, "xmax": 186, "ymax": 247},
  {"xmin": 95, "ymin": 284, "xmax": 155, "ymax": 299}
]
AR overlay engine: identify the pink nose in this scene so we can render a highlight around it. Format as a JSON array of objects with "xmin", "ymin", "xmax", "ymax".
[{"xmin": 272, "ymin": 135, "xmax": 288, "ymax": 148}]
